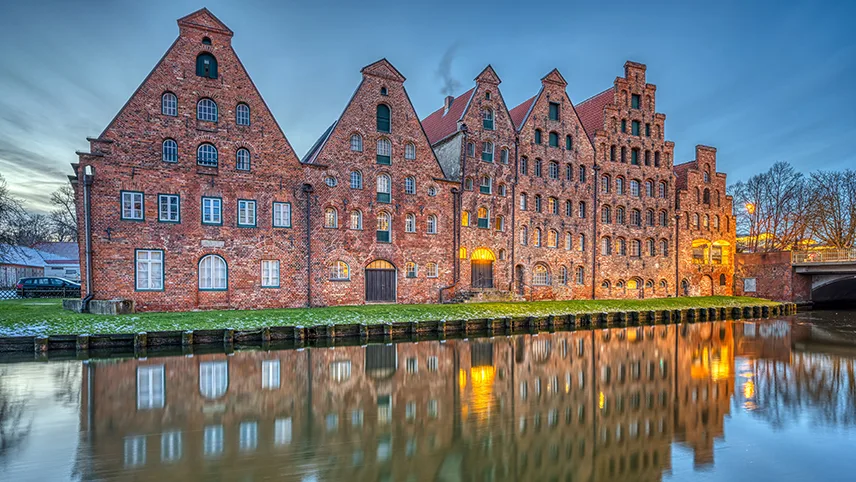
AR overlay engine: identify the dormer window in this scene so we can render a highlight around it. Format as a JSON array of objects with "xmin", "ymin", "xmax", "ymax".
[{"xmin": 196, "ymin": 53, "xmax": 218, "ymax": 79}]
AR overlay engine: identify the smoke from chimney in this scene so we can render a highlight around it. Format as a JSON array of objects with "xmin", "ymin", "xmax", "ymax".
[{"xmin": 437, "ymin": 44, "xmax": 461, "ymax": 97}]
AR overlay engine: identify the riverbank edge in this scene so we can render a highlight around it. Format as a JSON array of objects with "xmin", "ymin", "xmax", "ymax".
[{"xmin": 0, "ymin": 302, "xmax": 793, "ymax": 361}]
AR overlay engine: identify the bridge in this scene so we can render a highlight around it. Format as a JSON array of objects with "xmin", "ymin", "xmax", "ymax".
[{"xmin": 791, "ymin": 248, "xmax": 856, "ymax": 305}]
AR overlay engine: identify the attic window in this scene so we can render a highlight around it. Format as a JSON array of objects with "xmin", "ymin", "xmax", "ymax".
[
  {"xmin": 485, "ymin": 91, "xmax": 491, "ymax": 100},
  {"xmin": 196, "ymin": 53, "xmax": 218, "ymax": 79},
  {"xmin": 202, "ymin": 37, "xmax": 212, "ymax": 45},
  {"xmin": 380, "ymin": 87, "xmax": 388, "ymax": 96}
]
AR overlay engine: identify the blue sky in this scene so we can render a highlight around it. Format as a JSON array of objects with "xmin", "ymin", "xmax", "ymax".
[{"xmin": 1, "ymin": 0, "xmax": 853, "ymax": 212}]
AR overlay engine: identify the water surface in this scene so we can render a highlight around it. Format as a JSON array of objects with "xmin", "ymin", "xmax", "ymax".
[{"xmin": 2, "ymin": 312, "xmax": 856, "ymax": 481}]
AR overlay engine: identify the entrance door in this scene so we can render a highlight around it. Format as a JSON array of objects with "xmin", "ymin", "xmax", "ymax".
[
  {"xmin": 365, "ymin": 260, "xmax": 396, "ymax": 302},
  {"xmin": 472, "ymin": 261, "xmax": 494, "ymax": 289}
]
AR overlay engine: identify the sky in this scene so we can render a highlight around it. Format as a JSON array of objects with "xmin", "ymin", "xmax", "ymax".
[{"xmin": 1, "ymin": 0, "xmax": 854, "ymax": 213}]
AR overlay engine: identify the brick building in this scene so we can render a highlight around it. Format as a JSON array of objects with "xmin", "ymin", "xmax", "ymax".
[{"xmin": 72, "ymin": 8, "xmax": 736, "ymax": 312}]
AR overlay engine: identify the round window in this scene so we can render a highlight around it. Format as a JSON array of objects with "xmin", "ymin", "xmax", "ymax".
[
  {"xmin": 324, "ymin": 176, "xmax": 337, "ymax": 187},
  {"xmin": 428, "ymin": 186, "xmax": 437, "ymax": 197}
]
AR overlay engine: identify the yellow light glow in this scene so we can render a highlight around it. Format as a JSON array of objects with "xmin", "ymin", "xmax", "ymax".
[
  {"xmin": 458, "ymin": 368, "xmax": 467, "ymax": 390},
  {"xmin": 743, "ymin": 380, "xmax": 755, "ymax": 399},
  {"xmin": 745, "ymin": 203, "xmax": 755, "ymax": 214},
  {"xmin": 459, "ymin": 247, "xmax": 467, "ymax": 259},
  {"xmin": 471, "ymin": 247, "xmax": 497, "ymax": 261},
  {"xmin": 598, "ymin": 391, "xmax": 605, "ymax": 410}
]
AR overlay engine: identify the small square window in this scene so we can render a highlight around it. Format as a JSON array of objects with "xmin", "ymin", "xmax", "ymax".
[
  {"xmin": 261, "ymin": 260, "xmax": 280, "ymax": 288},
  {"xmin": 121, "ymin": 191, "xmax": 144, "ymax": 221},
  {"xmin": 158, "ymin": 194, "xmax": 180, "ymax": 223},
  {"xmin": 273, "ymin": 202, "xmax": 291, "ymax": 227},
  {"xmin": 202, "ymin": 197, "xmax": 222, "ymax": 225},
  {"xmin": 237, "ymin": 200, "xmax": 257, "ymax": 227}
]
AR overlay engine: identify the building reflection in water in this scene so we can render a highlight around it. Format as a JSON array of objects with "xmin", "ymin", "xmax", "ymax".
[{"xmin": 75, "ymin": 319, "xmax": 852, "ymax": 481}]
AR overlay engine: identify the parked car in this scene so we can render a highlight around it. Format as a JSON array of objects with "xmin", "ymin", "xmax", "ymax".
[{"xmin": 15, "ymin": 277, "xmax": 81, "ymax": 298}]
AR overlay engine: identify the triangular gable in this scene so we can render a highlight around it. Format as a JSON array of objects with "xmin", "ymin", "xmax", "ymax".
[
  {"xmin": 177, "ymin": 8, "xmax": 233, "ymax": 36},
  {"xmin": 421, "ymin": 88, "xmax": 475, "ymax": 145},
  {"xmin": 475, "ymin": 65, "xmax": 501, "ymax": 85},
  {"xmin": 360, "ymin": 58, "xmax": 406, "ymax": 82},
  {"xmin": 541, "ymin": 68, "xmax": 567, "ymax": 86}
]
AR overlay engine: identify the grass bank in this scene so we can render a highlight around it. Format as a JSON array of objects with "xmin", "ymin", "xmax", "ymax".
[{"xmin": 0, "ymin": 296, "xmax": 777, "ymax": 337}]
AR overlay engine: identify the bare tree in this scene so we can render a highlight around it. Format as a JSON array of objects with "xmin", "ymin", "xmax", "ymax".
[
  {"xmin": 730, "ymin": 162, "xmax": 811, "ymax": 252},
  {"xmin": 806, "ymin": 170, "xmax": 856, "ymax": 249},
  {"xmin": 49, "ymin": 184, "xmax": 77, "ymax": 242},
  {"xmin": 0, "ymin": 369, "xmax": 32, "ymax": 467},
  {"xmin": 0, "ymin": 174, "xmax": 22, "ymax": 246}
]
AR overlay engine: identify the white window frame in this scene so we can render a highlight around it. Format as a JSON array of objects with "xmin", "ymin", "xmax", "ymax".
[
  {"xmin": 330, "ymin": 260, "xmax": 350, "ymax": 280},
  {"xmin": 405, "ymin": 142, "xmax": 416, "ymax": 160},
  {"xmin": 135, "ymin": 250, "xmax": 164, "ymax": 291},
  {"xmin": 158, "ymin": 194, "xmax": 180, "ymax": 222},
  {"xmin": 275, "ymin": 418, "xmax": 292, "ymax": 446},
  {"xmin": 350, "ymin": 210, "xmax": 363, "ymax": 230},
  {"xmin": 161, "ymin": 92, "xmax": 177, "ymax": 116},
  {"xmin": 262, "ymin": 359, "xmax": 280, "ymax": 389},
  {"xmin": 350, "ymin": 134, "xmax": 363, "ymax": 152},
  {"xmin": 122, "ymin": 191, "xmax": 144, "ymax": 220},
  {"xmin": 427, "ymin": 214, "xmax": 437, "ymax": 234},
  {"xmin": 199, "ymin": 361, "xmax": 228, "ymax": 399},
  {"xmin": 237, "ymin": 200, "xmax": 256, "ymax": 227},
  {"xmin": 405, "ymin": 262, "xmax": 418, "ymax": 278},
  {"xmin": 261, "ymin": 260, "xmax": 280, "ymax": 288},
  {"xmin": 236, "ymin": 103, "xmax": 251, "ymax": 126},
  {"xmin": 324, "ymin": 207, "xmax": 338, "ymax": 228},
  {"xmin": 236, "ymin": 148, "xmax": 251, "ymax": 171},
  {"xmin": 201, "ymin": 197, "xmax": 222, "ymax": 225},
  {"xmin": 197, "ymin": 98, "xmax": 218, "ymax": 122},
  {"xmin": 405, "ymin": 176, "xmax": 416, "ymax": 194},
  {"xmin": 426, "ymin": 262, "xmax": 438, "ymax": 278},
  {"xmin": 350, "ymin": 171, "xmax": 363, "ymax": 189},
  {"xmin": 199, "ymin": 254, "xmax": 227, "ymax": 290},
  {"xmin": 273, "ymin": 202, "xmax": 291, "ymax": 228},
  {"xmin": 162, "ymin": 139, "xmax": 177, "ymax": 163}
]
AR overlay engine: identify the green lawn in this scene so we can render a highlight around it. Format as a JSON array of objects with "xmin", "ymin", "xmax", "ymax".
[{"xmin": 0, "ymin": 296, "xmax": 778, "ymax": 337}]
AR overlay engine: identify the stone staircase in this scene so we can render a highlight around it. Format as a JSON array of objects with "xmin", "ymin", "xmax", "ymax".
[{"xmin": 446, "ymin": 289, "xmax": 522, "ymax": 304}]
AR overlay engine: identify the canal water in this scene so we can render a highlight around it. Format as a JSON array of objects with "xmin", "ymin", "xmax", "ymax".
[{"xmin": 2, "ymin": 312, "xmax": 856, "ymax": 481}]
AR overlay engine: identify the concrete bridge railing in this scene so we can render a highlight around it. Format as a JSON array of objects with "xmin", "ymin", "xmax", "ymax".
[{"xmin": 792, "ymin": 248, "xmax": 856, "ymax": 265}]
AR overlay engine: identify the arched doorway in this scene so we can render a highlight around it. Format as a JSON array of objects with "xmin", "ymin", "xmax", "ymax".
[
  {"xmin": 365, "ymin": 260, "xmax": 396, "ymax": 302},
  {"xmin": 471, "ymin": 247, "xmax": 496, "ymax": 289},
  {"xmin": 515, "ymin": 265, "xmax": 525, "ymax": 295},
  {"xmin": 700, "ymin": 275, "xmax": 713, "ymax": 296}
]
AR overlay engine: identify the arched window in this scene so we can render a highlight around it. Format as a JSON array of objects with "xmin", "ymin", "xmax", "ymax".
[
  {"xmin": 616, "ymin": 206, "xmax": 625, "ymax": 224},
  {"xmin": 199, "ymin": 361, "xmax": 228, "ymax": 399},
  {"xmin": 196, "ymin": 53, "xmax": 218, "ymax": 78},
  {"xmin": 549, "ymin": 131, "xmax": 559, "ymax": 147},
  {"xmin": 534, "ymin": 195, "xmax": 542, "ymax": 212},
  {"xmin": 645, "ymin": 180, "xmax": 654, "ymax": 197},
  {"xmin": 616, "ymin": 280, "xmax": 625, "ymax": 289},
  {"xmin": 601, "ymin": 236, "xmax": 612, "ymax": 255},
  {"xmin": 646, "ymin": 209, "xmax": 655, "ymax": 227},
  {"xmin": 199, "ymin": 255, "xmax": 227, "ymax": 290},
  {"xmin": 498, "ymin": 183, "xmax": 507, "ymax": 196},
  {"xmin": 405, "ymin": 142, "xmax": 416, "ymax": 160},
  {"xmin": 660, "ymin": 279, "xmax": 668, "ymax": 290},
  {"xmin": 161, "ymin": 92, "xmax": 177, "ymax": 116},
  {"xmin": 480, "ymin": 175, "xmax": 492, "ymax": 194},
  {"xmin": 659, "ymin": 181, "xmax": 667, "ymax": 198},
  {"xmin": 549, "ymin": 197, "xmax": 558, "ymax": 215},
  {"xmin": 579, "ymin": 234, "xmax": 586, "ymax": 252},
  {"xmin": 236, "ymin": 103, "xmax": 250, "ymax": 126},
  {"xmin": 324, "ymin": 207, "xmax": 338, "ymax": 228},
  {"xmin": 578, "ymin": 201, "xmax": 586, "ymax": 218},
  {"xmin": 197, "ymin": 98, "xmax": 218, "ymax": 122},
  {"xmin": 659, "ymin": 210, "xmax": 668, "ymax": 226},
  {"xmin": 617, "ymin": 238, "xmax": 627, "ymax": 256},
  {"xmin": 565, "ymin": 232, "xmax": 572, "ymax": 250},
  {"xmin": 461, "ymin": 210, "xmax": 470, "ymax": 227},
  {"xmin": 655, "ymin": 151, "xmax": 661, "ymax": 167},
  {"xmin": 427, "ymin": 214, "xmax": 438, "ymax": 234},
  {"xmin": 197, "ymin": 143, "xmax": 218, "ymax": 167},
  {"xmin": 426, "ymin": 262, "xmax": 439, "ymax": 278},
  {"xmin": 495, "ymin": 215, "xmax": 505, "ymax": 232},
  {"xmin": 534, "ymin": 158, "xmax": 543, "ymax": 177},
  {"xmin": 498, "ymin": 249, "xmax": 507, "ymax": 260},
  {"xmin": 464, "ymin": 177, "xmax": 474, "ymax": 191},
  {"xmin": 630, "ymin": 180, "xmax": 640, "ymax": 197},
  {"xmin": 350, "ymin": 134, "xmax": 363, "ymax": 152},
  {"xmin": 520, "ymin": 225, "xmax": 528, "ymax": 245},
  {"xmin": 579, "ymin": 166, "xmax": 586, "ymax": 182},
  {"xmin": 405, "ymin": 262, "xmax": 418, "ymax": 278},
  {"xmin": 520, "ymin": 193, "xmax": 528, "ymax": 211},
  {"xmin": 162, "ymin": 139, "xmax": 177, "ymax": 163},
  {"xmin": 565, "ymin": 163, "xmax": 574, "ymax": 181},
  {"xmin": 405, "ymin": 176, "xmax": 416, "ymax": 194},
  {"xmin": 566, "ymin": 135, "xmax": 573, "ymax": 150},
  {"xmin": 719, "ymin": 273, "xmax": 727, "ymax": 286},
  {"xmin": 350, "ymin": 171, "xmax": 363, "ymax": 189},
  {"xmin": 549, "ymin": 161, "xmax": 559, "ymax": 179},
  {"xmin": 703, "ymin": 214, "xmax": 710, "ymax": 229},
  {"xmin": 548, "ymin": 229, "xmax": 558, "ymax": 248},
  {"xmin": 572, "ymin": 266, "xmax": 583, "ymax": 285},
  {"xmin": 681, "ymin": 278, "xmax": 690, "ymax": 295},
  {"xmin": 533, "ymin": 228, "xmax": 542, "ymax": 247},
  {"xmin": 500, "ymin": 148, "xmax": 509, "ymax": 164},
  {"xmin": 350, "ymin": 210, "xmax": 363, "ymax": 230},
  {"xmin": 520, "ymin": 157, "xmax": 528, "ymax": 175},
  {"xmin": 483, "ymin": 108, "xmax": 494, "ymax": 130},
  {"xmin": 703, "ymin": 188, "xmax": 711, "ymax": 204},
  {"xmin": 533, "ymin": 264, "xmax": 550, "ymax": 286},
  {"xmin": 601, "ymin": 205, "xmax": 611, "ymax": 223},
  {"xmin": 659, "ymin": 239, "xmax": 669, "ymax": 257},
  {"xmin": 558, "ymin": 266, "xmax": 568, "ymax": 285},
  {"xmin": 616, "ymin": 177, "xmax": 625, "ymax": 194},
  {"xmin": 534, "ymin": 129, "xmax": 542, "ymax": 144},
  {"xmin": 693, "ymin": 213, "xmax": 700, "ymax": 229},
  {"xmin": 376, "ymin": 212, "xmax": 391, "ymax": 242},
  {"xmin": 704, "ymin": 167, "xmax": 711, "ymax": 183},
  {"xmin": 601, "ymin": 175, "xmax": 611, "ymax": 193},
  {"xmin": 630, "ymin": 209, "xmax": 641, "ymax": 227},
  {"xmin": 376, "ymin": 174, "xmax": 391, "ymax": 203},
  {"xmin": 330, "ymin": 260, "xmax": 350, "ymax": 280},
  {"xmin": 376, "ymin": 138, "xmax": 391, "ymax": 165},
  {"xmin": 467, "ymin": 142, "xmax": 475, "ymax": 157},
  {"xmin": 376, "ymin": 104, "xmax": 391, "ymax": 132},
  {"xmin": 476, "ymin": 207, "xmax": 490, "ymax": 229},
  {"xmin": 405, "ymin": 213, "xmax": 416, "ymax": 232},
  {"xmin": 565, "ymin": 200, "xmax": 572, "ymax": 216},
  {"xmin": 713, "ymin": 215, "xmax": 720, "ymax": 230},
  {"xmin": 236, "ymin": 148, "xmax": 251, "ymax": 171},
  {"xmin": 647, "ymin": 238, "xmax": 656, "ymax": 256},
  {"xmin": 601, "ymin": 280, "xmax": 611, "ymax": 290}
]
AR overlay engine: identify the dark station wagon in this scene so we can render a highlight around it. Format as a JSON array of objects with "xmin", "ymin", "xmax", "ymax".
[{"xmin": 15, "ymin": 277, "xmax": 81, "ymax": 298}]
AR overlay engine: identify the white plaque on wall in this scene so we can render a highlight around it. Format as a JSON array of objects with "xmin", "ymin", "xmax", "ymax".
[{"xmin": 201, "ymin": 240, "xmax": 225, "ymax": 248}]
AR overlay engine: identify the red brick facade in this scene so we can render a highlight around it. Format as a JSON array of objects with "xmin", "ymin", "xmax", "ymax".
[{"xmin": 72, "ymin": 9, "xmax": 737, "ymax": 312}]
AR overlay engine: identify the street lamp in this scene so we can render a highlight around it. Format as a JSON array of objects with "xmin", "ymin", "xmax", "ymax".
[{"xmin": 745, "ymin": 203, "xmax": 756, "ymax": 251}]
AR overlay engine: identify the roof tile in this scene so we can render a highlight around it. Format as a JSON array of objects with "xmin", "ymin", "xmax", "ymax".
[
  {"xmin": 421, "ymin": 88, "xmax": 474, "ymax": 145},
  {"xmin": 575, "ymin": 88, "xmax": 613, "ymax": 141}
]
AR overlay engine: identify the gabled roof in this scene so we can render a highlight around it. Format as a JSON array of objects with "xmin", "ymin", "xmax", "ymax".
[
  {"xmin": 301, "ymin": 121, "xmax": 337, "ymax": 164},
  {"xmin": 541, "ymin": 68, "xmax": 567, "ymax": 86},
  {"xmin": 177, "ymin": 8, "xmax": 233, "ymax": 36},
  {"xmin": 421, "ymin": 88, "xmax": 475, "ymax": 145},
  {"xmin": 575, "ymin": 88, "xmax": 613, "ymax": 141},
  {"xmin": 509, "ymin": 95, "xmax": 537, "ymax": 130},
  {"xmin": 361, "ymin": 58, "xmax": 406, "ymax": 82},
  {"xmin": 475, "ymin": 65, "xmax": 501, "ymax": 84}
]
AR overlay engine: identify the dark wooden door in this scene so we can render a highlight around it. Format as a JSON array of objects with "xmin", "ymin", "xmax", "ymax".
[
  {"xmin": 366, "ymin": 268, "xmax": 396, "ymax": 302},
  {"xmin": 471, "ymin": 261, "xmax": 494, "ymax": 289}
]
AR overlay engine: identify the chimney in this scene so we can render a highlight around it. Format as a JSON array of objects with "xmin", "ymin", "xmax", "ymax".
[{"xmin": 443, "ymin": 95, "xmax": 454, "ymax": 115}]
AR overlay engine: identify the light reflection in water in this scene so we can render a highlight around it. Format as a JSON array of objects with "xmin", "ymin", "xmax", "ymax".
[{"xmin": 2, "ymin": 318, "xmax": 856, "ymax": 481}]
